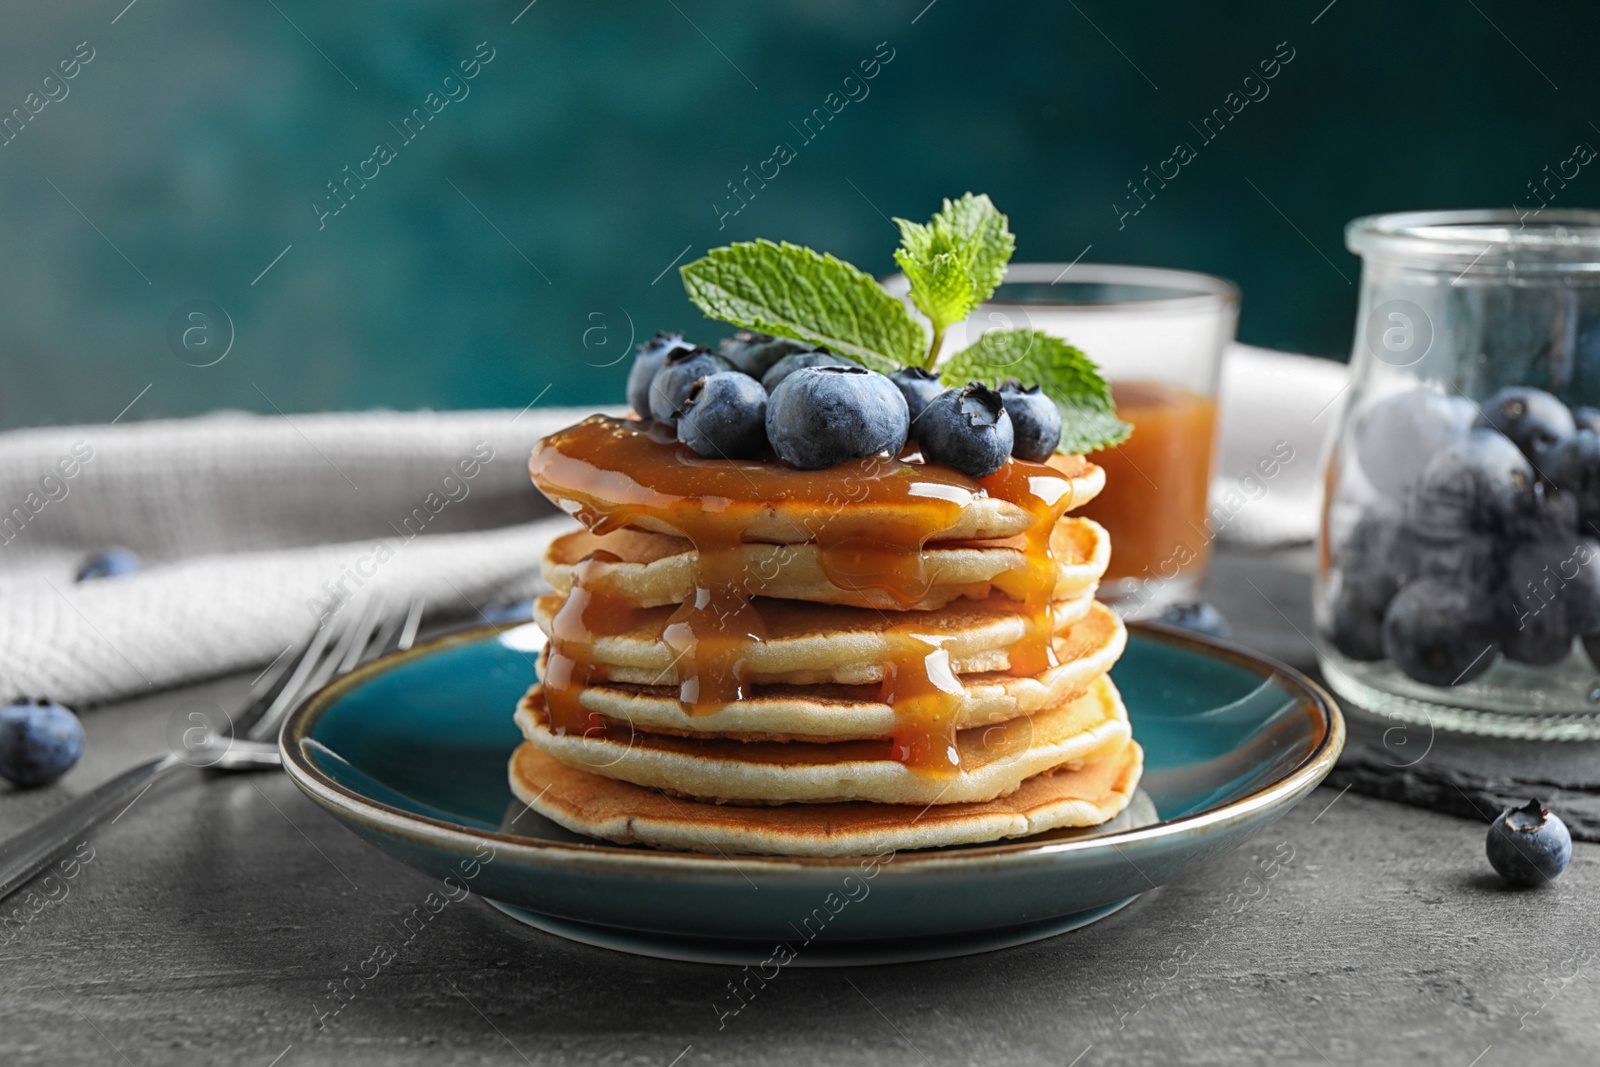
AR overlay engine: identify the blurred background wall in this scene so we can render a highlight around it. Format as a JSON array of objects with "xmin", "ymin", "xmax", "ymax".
[{"xmin": 3, "ymin": 0, "xmax": 1596, "ymax": 430}]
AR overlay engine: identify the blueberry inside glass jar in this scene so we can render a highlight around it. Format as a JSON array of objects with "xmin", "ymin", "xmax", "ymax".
[{"xmin": 1318, "ymin": 209, "xmax": 1600, "ymax": 739}]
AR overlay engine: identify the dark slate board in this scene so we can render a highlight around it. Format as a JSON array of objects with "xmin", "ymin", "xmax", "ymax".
[{"xmin": 1204, "ymin": 545, "xmax": 1600, "ymax": 842}]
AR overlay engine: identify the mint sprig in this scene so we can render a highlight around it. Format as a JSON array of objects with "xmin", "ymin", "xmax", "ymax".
[
  {"xmin": 678, "ymin": 195, "xmax": 1129, "ymax": 454},
  {"xmin": 893, "ymin": 193, "xmax": 1014, "ymax": 367},
  {"xmin": 940, "ymin": 330, "xmax": 1132, "ymax": 453}
]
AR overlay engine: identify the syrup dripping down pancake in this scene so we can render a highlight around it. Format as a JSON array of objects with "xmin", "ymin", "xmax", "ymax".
[
  {"xmin": 515, "ymin": 675, "xmax": 1132, "ymax": 807},
  {"xmin": 507, "ymin": 736, "xmax": 1143, "ymax": 857},
  {"xmin": 530, "ymin": 589, "xmax": 1096, "ymax": 688},
  {"xmin": 542, "ymin": 517, "xmax": 1110, "ymax": 611},
  {"xmin": 534, "ymin": 600, "xmax": 1126, "ymax": 741}
]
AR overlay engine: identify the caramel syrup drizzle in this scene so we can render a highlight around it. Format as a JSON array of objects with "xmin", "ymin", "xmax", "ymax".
[
  {"xmin": 541, "ymin": 551, "xmax": 634, "ymax": 737},
  {"xmin": 530, "ymin": 416, "xmax": 1089, "ymax": 776}
]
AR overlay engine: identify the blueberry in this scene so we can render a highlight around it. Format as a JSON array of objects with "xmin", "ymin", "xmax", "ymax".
[
  {"xmin": 760, "ymin": 350, "xmax": 853, "ymax": 393},
  {"xmin": 765, "ymin": 365, "xmax": 909, "ymax": 470},
  {"xmin": 888, "ymin": 367, "xmax": 945, "ymax": 426},
  {"xmin": 0, "ymin": 699, "xmax": 83, "ymax": 788},
  {"xmin": 1501, "ymin": 538, "xmax": 1581, "ymax": 665},
  {"xmin": 1583, "ymin": 632, "xmax": 1600, "ymax": 671},
  {"xmin": 1352, "ymin": 390, "xmax": 1475, "ymax": 500},
  {"xmin": 677, "ymin": 372, "xmax": 769, "ymax": 460},
  {"xmin": 1474, "ymin": 386, "xmax": 1575, "ymax": 472},
  {"xmin": 1508, "ymin": 482, "xmax": 1580, "ymax": 545},
  {"xmin": 1336, "ymin": 509, "xmax": 1406, "ymax": 583},
  {"xmin": 1157, "ymin": 602, "xmax": 1230, "ymax": 639},
  {"xmin": 76, "ymin": 547, "xmax": 140, "ymax": 582},
  {"xmin": 1501, "ymin": 621, "xmax": 1570, "ymax": 667},
  {"xmin": 1573, "ymin": 539, "xmax": 1600, "ymax": 635},
  {"xmin": 480, "ymin": 600, "xmax": 534, "ymax": 624},
  {"xmin": 1407, "ymin": 428, "xmax": 1535, "ymax": 539},
  {"xmin": 1517, "ymin": 534, "xmax": 1600, "ymax": 637},
  {"xmin": 1324, "ymin": 512, "xmax": 1404, "ymax": 661},
  {"xmin": 1574, "ymin": 406, "xmax": 1600, "ymax": 434},
  {"xmin": 998, "ymin": 381, "xmax": 1063, "ymax": 462},
  {"xmin": 1486, "ymin": 799, "xmax": 1571, "ymax": 886},
  {"xmin": 1325, "ymin": 572, "xmax": 1388, "ymax": 661},
  {"xmin": 1545, "ymin": 428, "xmax": 1600, "ymax": 522},
  {"xmin": 915, "ymin": 384, "xmax": 1015, "ymax": 479},
  {"xmin": 718, "ymin": 331, "xmax": 809, "ymax": 379},
  {"xmin": 647, "ymin": 347, "xmax": 735, "ymax": 425},
  {"xmin": 1382, "ymin": 579, "xmax": 1499, "ymax": 686},
  {"xmin": 626, "ymin": 332, "xmax": 696, "ymax": 420},
  {"xmin": 1405, "ymin": 527, "xmax": 1501, "ymax": 593}
]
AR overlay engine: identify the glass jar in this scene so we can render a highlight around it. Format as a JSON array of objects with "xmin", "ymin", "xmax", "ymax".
[{"xmin": 1317, "ymin": 209, "xmax": 1600, "ymax": 739}]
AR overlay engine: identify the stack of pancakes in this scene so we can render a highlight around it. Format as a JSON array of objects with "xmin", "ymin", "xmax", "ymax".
[{"xmin": 510, "ymin": 415, "xmax": 1142, "ymax": 857}]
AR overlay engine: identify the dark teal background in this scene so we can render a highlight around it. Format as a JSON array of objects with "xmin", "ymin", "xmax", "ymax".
[{"xmin": 5, "ymin": 1, "xmax": 1597, "ymax": 430}]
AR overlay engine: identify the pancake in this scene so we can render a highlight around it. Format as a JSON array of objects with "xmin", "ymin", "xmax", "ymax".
[
  {"xmin": 508, "ymin": 737, "xmax": 1143, "ymax": 856},
  {"xmin": 529, "ymin": 415, "xmax": 1106, "ymax": 547},
  {"xmin": 515, "ymin": 675, "xmax": 1131, "ymax": 806},
  {"xmin": 531, "ymin": 590, "xmax": 1097, "ymax": 687},
  {"xmin": 537, "ymin": 600, "xmax": 1127, "ymax": 741},
  {"xmin": 542, "ymin": 517, "xmax": 1110, "ymax": 611}
]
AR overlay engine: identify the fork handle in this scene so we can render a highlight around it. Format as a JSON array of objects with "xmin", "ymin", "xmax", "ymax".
[{"xmin": 0, "ymin": 752, "xmax": 183, "ymax": 902}]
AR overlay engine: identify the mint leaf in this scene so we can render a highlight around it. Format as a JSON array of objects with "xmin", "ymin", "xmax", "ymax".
[
  {"xmin": 934, "ymin": 193, "xmax": 1014, "ymax": 306},
  {"xmin": 892, "ymin": 246, "xmax": 971, "ymax": 333},
  {"xmin": 940, "ymin": 329, "xmax": 1132, "ymax": 454},
  {"xmin": 893, "ymin": 193, "xmax": 1015, "ymax": 366},
  {"xmin": 1047, "ymin": 408, "xmax": 1135, "ymax": 457},
  {"xmin": 680, "ymin": 240, "xmax": 924, "ymax": 373}
]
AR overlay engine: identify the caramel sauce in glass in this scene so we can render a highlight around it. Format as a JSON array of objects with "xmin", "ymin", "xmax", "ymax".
[
  {"xmin": 529, "ymin": 416, "xmax": 1091, "ymax": 776},
  {"xmin": 1077, "ymin": 381, "xmax": 1218, "ymax": 586}
]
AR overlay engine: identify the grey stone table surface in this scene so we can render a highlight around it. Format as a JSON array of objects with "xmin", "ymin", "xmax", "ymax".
[{"xmin": 4, "ymin": 545, "xmax": 1598, "ymax": 1067}]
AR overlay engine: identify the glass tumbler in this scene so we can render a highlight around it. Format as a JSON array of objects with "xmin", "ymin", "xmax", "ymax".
[
  {"xmin": 1318, "ymin": 209, "xmax": 1600, "ymax": 739},
  {"xmin": 888, "ymin": 263, "xmax": 1239, "ymax": 618}
]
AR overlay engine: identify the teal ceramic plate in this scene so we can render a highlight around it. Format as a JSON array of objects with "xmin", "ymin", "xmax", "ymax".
[{"xmin": 281, "ymin": 620, "xmax": 1342, "ymax": 965}]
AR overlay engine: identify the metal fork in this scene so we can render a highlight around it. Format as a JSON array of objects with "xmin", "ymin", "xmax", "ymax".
[{"xmin": 0, "ymin": 597, "xmax": 425, "ymax": 902}]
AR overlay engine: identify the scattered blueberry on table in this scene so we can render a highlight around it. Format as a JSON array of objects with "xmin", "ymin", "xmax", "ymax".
[
  {"xmin": 1157, "ymin": 602, "xmax": 1230, "ymax": 639},
  {"xmin": 0, "ymin": 698, "xmax": 84, "ymax": 789},
  {"xmin": 1486, "ymin": 799, "xmax": 1571, "ymax": 886},
  {"xmin": 479, "ymin": 600, "xmax": 534, "ymax": 624},
  {"xmin": 75, "ymin": 547, "xmax": 140, "ymax": 582}
]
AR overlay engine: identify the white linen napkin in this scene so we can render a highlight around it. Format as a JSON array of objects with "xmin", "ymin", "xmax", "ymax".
[
  {"xmin": 1211, "ymin": 343, "xmax": 1348, "ymax": 548},
  {"xmin": 0, "ymin": 407, "xmax": 598, "ymax": 706}
]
